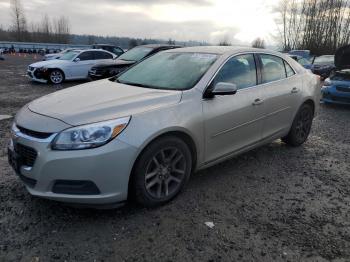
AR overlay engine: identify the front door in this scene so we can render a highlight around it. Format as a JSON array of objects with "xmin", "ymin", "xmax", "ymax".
[
  {"xmin": 73, "ymin": 51, "xmax": 96, "ymax": 79},
  {"xmin": 203, "ymin": 54, "xmax": 265, "ymax": 163}
]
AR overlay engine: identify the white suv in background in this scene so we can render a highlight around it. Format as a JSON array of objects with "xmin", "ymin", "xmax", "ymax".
[{"xmin": 27, "ymin": 49, "xmax": 116, "ymax": 84}]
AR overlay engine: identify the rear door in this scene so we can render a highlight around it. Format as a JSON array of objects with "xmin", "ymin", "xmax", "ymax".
[
  {"xmin": 258, "ymin": 54, "xmax": 302, "ymax": 139},
  {"xmin": 203, "ymin": 54, "xmax": 265, "ymax": 163}
]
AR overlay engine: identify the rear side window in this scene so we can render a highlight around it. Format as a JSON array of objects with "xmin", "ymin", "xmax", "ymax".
[
  {"xmin": 211, "ymin": 54, "xmax": 257, "ymax": 90},
  {"xmin": 260, "ymin": 54, "xmax": 286, "ymax": 83},
  {"xmin": 284, "ymin": 61, "xmax": 295, "ymax": 77},
  {"xmin": 77, "ymin": 51, "xmax": 94, "ymax": 61},
  {"xmin": 94, "ymin": 51, "xmax": 113, "ymax": 60}
]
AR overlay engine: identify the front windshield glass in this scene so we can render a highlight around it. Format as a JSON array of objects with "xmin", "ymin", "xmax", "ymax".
[
  {"xmin": 117, "ymin": 47, "xmax": 153, "ymax": 61},
  {"xmin": 117, "ymin": 52, "xmax": 218, "ymax": 90},
  {"xmin": 59, "ymin": 51, "xmax": 79, "ymax": 60},
  {"xmin": 314, "ymin": 55, "xmax": 334, "ymax": 65}
]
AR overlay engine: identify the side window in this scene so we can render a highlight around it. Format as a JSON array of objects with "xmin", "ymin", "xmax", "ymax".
[
  {"xmin": 260, "ymin": 54, "xmax": 286, "ymax": 83},
  {"xmin": 211, "ymin": 54, "xmax": 257, "ymax": 90},
  {"xmin": 284, "ymin": 61, "xmax": 295, "ymax": 77},
  {"xmin": 77, "ymin": 51, "xmax": 94, "ymax": 61},
  {"xmin": 94, "ymin": 51, "xmax": 113, "ymax": 60}
]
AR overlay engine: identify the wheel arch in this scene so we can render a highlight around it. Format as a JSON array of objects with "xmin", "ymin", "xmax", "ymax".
[
  {"xmin": 127, "ymin": 129, "xmax": 198, "ymax": 197},
  {"xmin": 302, "ymin": 98, "xmax": 315, "ymax": 114},
  {"xmin": 47, "ymin": 67, "xmax": 66, "ymax": 81}
]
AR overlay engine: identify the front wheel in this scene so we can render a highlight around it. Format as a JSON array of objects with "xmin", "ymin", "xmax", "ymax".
[
  {"xmin": 49, "ymin": 69, "xmax": 64, "ymax": 84},
  {"xmin": 131, "ymin": 136, "xmax": 192, "ymax": 207},
  {"xmin": 282, "ymin": 103, "xmax": 314, "ymax": 146}
]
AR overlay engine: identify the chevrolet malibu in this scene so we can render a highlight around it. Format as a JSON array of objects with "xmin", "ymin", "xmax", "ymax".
[{"xmin": 9, "ymin": 47, "xmax": 320, "ymax": 208}]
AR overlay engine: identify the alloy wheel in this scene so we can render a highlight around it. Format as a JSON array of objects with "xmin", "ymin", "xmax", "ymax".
[
  {"xmin": 144, "ymin": 147, "xmax": 186, "ymax": 199},
  {"xmin": 50, "ymin": 70, "xmax": 63, "ymax": 84},
  {"xmin": 295, "ymin": 107, "xmax": 313, "ymax": 142}
]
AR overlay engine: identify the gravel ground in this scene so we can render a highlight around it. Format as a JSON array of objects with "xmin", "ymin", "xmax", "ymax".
[{"xmin": 1, "ymin": 55, "xmax": 350, "ymax": 262}]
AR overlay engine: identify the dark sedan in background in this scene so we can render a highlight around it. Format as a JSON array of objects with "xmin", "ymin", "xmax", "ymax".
[
  {"xmin": 88, "ymin": 44, "xmax": 180, "ymax": 80},
  {"xmin": 311, "ymin": 55, "xmax": 335, "ymax": 79}
]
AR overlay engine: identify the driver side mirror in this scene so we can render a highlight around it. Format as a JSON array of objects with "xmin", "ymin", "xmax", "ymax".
[
  {"xmin": 73, "ymin": 57, "xmax": 80, "ymax": 62},
  {"xmin": 211, "ymin": 82, "xmax": 238, "ymax": 96}
]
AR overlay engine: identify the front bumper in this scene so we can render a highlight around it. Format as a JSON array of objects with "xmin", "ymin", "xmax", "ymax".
[
  {"xmin": 27, "ymin": 67, "xmax": 48, "ymax": 83},
  {"xmin": 8, "ymin": 127, "xmax": 138, "ymax": 205},
  {"xmin": 321, "ymin": 85, "xmax": 350, "ymax": 105},
  {"xmin": 88, "ymin": 69, "xmax": 107, "ymax": 80}
]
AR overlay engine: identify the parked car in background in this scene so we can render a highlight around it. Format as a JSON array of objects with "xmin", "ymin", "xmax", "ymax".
[
  {"xmin": 92, "ymin": 44, "xmax": 124, "ymax": 57},
  {"xmin": 311, "ymin": 55, "xmax": 335, "ymax": 79},
  {"xmin": 288, "ymin": 54, "xmax": 312, "ymax": 69},
  {"xmin": 322, "ymin": 70, "xmax": 350, "ymax": 105},
  {"xmin": 321, "ymin": 46, "xmax": 350, "ymax": 105},
  {"xmin": 27, "ymin": 49, "xmax": 116, "ymax": 84},
  {"xmin": 89, "ymin": 44, "xmax": 181, "ymax": 80},
  {"xmin": 10, "ymin": 47, "xmax": 320, "ymax": 208},
  {"xmin": 43, "ymin": 48, "xmax": 77, "ymax": 61},
  {"xmin": 289, "ymin": 50, "xmax": 313, "ymax": 61}
]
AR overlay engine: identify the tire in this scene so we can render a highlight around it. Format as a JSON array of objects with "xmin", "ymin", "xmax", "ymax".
[
  {"xmin": 131, "ymin": 136, "xmax": 192, "ymax": 207},
  {"xmin": 282, "ymin": 103, "xmax": 314, "ymax": 146},
  {"xmin": 49, "ymin": 69, "xmax": 64, "ymax": 84}
]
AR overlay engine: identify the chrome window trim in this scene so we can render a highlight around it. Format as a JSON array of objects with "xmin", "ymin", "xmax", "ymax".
[
  {"xmin": 203, "ymin": 51, "xmax": 299, "ymax": 96},
  {"xmin": 12, "ymin": 124, "xmax": 57, "ymax": 143}
]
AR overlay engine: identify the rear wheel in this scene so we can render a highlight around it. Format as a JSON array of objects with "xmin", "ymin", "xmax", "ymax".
[
  {"xmin": 49, "ymin": 69, "xmax": 64, "ymax": 84},
  {"xmin": 131, "ymin": 136, "xmax": 192, "ymax": 207},
  {"xmin": 282, "ymin": 103, "xmax": 314, "ymax": 146}
]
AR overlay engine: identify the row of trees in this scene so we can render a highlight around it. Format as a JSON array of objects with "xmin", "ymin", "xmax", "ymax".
[
  {"xmin": 3, "ymin": 0, "xmax": 70, "ymax": 43},
  {"xmin": 276, "ymin": 0, "xmax": 350, "ymax": 55}
]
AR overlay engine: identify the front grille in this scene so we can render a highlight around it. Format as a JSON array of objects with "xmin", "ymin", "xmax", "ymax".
[
  {"xmin": 15, "ymin": 144, "xmax": 37, "ymax": 167},
  {"xmin": 336, "ymin": 86, "xmax": 350, "ymax": 93},
  {"xmin": 17, "ymin": 125, "xmax": 53, "ymax": 139}
]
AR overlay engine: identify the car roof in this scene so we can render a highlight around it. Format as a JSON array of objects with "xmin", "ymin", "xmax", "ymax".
[
  {"xmin": 74, "ymin": 49, "xmax": 113, "ymax": 53},
  {"xmin": 164, "ymin": 46, "xmax": 282, "ymax": 56}
]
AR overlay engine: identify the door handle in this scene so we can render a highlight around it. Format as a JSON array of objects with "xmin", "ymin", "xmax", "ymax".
[
  {"xmin": 252, "ymin": 98, "xmax": 264, "ymax": 105},
  {"xmin": 291, "ymin": 87, "xmax": 299, "ymax": 93}
]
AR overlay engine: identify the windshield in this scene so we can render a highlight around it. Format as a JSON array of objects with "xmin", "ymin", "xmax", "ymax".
[
  {"xmin": 117, "ymin": 52, "xmax": 218, "ymax": 90},
  {"xmin": 59, "ymin": 51, "xmax": 79, "ymax": 60},
  {"xmin": 117, "ymin": 47, "xmax": 153, "ymax": 61},
  {"xmin": 314, "ymin": 55, "xmax": 334, "ymax": 65}
]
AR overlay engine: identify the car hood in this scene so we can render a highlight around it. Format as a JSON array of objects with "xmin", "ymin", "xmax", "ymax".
[
  {"xmin": 335, "ymin": 45, "xmax": 350, "ymax": 69},
  {"xmin": 30, "ymin": 59, "xmax": 70, "ymax": 68},
  {"xmin": 92, "ymin": 59, "xmax": 135, "ymax": 69},
  {"xmin": 28, "ymin": 79, "xmax": 182, "ymax": 126}
]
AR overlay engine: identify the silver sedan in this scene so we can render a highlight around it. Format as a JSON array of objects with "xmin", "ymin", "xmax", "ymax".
[{"xmin": 8, "ymin": 46, "xmax": 320, "ymax": 208}]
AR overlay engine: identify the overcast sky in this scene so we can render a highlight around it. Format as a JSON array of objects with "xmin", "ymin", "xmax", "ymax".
[{"xmin": 0, "ymin": 0, "xmax": 280, "ymax": 45}]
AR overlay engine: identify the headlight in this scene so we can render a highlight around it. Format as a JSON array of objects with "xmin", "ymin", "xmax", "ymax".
[{"xmin": 51, "ymin": 116, "xmax": 131, "ymax": 150}]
